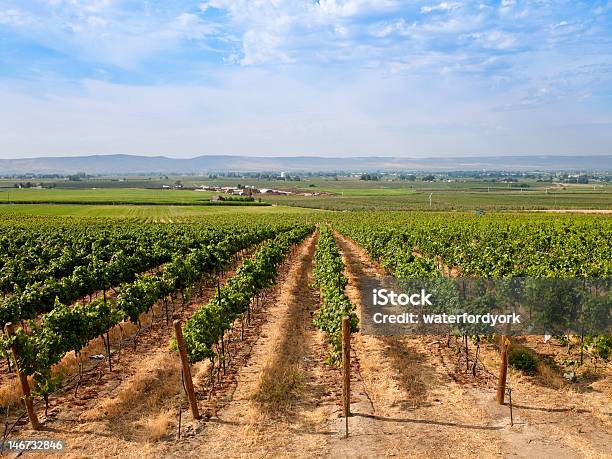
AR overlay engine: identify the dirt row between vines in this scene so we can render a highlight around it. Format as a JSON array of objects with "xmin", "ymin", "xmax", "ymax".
[
  {"xmin": 333, "ymin": 233, "xmax": 503, "ymax": 457},
  {"xmin": 334, "ymin": 232, "xmax": 612, "ymax": 458}
]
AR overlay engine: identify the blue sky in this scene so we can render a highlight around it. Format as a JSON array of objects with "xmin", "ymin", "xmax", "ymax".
[{"xmin": 0, "ymin": 0, "xmax": 611, "ymax": 158}]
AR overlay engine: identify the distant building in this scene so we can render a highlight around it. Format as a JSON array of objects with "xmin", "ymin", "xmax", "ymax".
[{"xmin": 257, "ymin": 188, "xmax": 292, "ymax": 195}]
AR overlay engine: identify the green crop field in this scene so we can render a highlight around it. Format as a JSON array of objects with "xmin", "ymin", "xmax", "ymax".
[
  {"xmin": 0, "ymin": 187, "xmax": 215, "ymax": 205},
  {"xmin": 265, "ymin": 188, "xmax": 612, "ymax": 211},
  {"xmin": 2, "ymin": 177, "xmax": 610, "ymax": 211},
  {"xmin": 0, "ymin": 203, "xmax": 317, "ymax": 220}
]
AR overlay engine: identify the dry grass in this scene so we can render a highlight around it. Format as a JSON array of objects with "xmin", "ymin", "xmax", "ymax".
[
  {"xmin": 250, "ymin": 248, "xmax": 315, "ymax": 416},
  {"xmin": 253, "ymin": 357, "xmax": 303, "ymax": 411},
  {"xmin": 0, "ymin": 378, "xmax": 23, "ymax": 407},
  {"xmin": 381, "ymin": 336, "xmax": 430, "ymax": 406},
  {"xmin": 1, "ymin": 339, "xmax": 107, "ymax": 408},
  {"xmin": 535, "ymin": 359, "xmax": 566, "ymax": 389},
  {"xmin": 506, "ymin": 342, "xmax": 567, "ymax": 389},
  {"xmin": 190, "ymin": 359, "xmax": 212, "ymax": 388},
  {"xmin": 54, "ymin": 337, "xmax": 106, "ymax": 379},
  {"xmin": 251, "ymin": 293, "xmax": 307, "ymax": 410},
  {"xmin": 82, "ymin": 352, "xmax": 180, "ymax": 421},
  {"xmin": 137, "ymin": 409, "xmax": 173, "ymax": 441}
]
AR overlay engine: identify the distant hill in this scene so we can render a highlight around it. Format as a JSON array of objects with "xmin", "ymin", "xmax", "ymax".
[{"xmin": 0, "ymin": 154, "xmax": 610, "ymax": 174}]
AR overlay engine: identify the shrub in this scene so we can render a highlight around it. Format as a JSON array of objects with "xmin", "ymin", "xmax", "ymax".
[{"xmin": 508, "ymin": 347, "xmax": 537, "ymax": 373}]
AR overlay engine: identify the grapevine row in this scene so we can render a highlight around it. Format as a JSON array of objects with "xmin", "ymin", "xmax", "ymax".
[
  {"xmin": 1, "ymin": 224, "xmax": 284, "ymax": 405},
  {"xmin": 182, "ymin": 225, "xmax": 314, "ymax": 363},
  {"xmin": 0, "ymin": 224, "xmax": 237, "ymax": 327},
  {"xmin": 333, "ymin": 215, "xmax": 611, "ymax": 361},
  {"xmin": 312, "ymin": 226, "xmax": 359, "ymax": 364}
]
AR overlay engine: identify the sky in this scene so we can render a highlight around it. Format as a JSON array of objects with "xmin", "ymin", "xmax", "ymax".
[{"xmin": 0, "ymin": 0, "xmax": 611, "ymax": 159}]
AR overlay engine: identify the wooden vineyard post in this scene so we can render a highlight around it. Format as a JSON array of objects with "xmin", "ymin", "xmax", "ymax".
[
  {"xmin": 173, "ymin": 320, "xmax": 201, "ymax": 420},
  {"xmin": 342, "ymin": 316, "xmax": 351, "ymax": 438},
  {"xmin": 508, "ymin": 388, "xmax": 513, "ymax": 426},
  {"xmin": 496, "ymin": 335, "xmax": 510, "ymax": 405},
  {"xmin": 5, "ymin": 322, "xmax": 40, "ymax": 430}
]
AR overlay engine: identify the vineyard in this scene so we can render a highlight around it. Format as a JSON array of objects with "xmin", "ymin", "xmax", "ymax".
[{"xmin": 0, "ymin": 211, "xmax": 610, "ymax": 458}]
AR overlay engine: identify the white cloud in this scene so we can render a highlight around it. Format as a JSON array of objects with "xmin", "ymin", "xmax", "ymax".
[
  {"xmin": 69, "ymin": 0, "xmax": 114, "ymax": 14},
  {"xmin": 316, "ymin": 0, "xmax": 362, "ymax": 17},
  {"xmin": 499, "ymin": 0, "xmax": 516, "ymax": 16},
  {"xmin": 0, "ymin": 9, "xmax": 28, "ymax": 26},
  {"xmin": 169, "ymin": 13, "xmax": 216, "ymax": 40},
  {"xmin": 316, "ymin": 0, "xmax": 400, "ymax": 18},
  {"xmin": 467, "ymin": 31, "xmax": 517, "ymax": 50},
  {"xmin": 241, "ymin": 29, "xmax": 293, "ymax": 65},
  {"xmin": 370, "ymin": 18, "xmax": 409, "ymax": 38},
  {"xmin": 421, "ymin": 2, "xmax": 462, "ymax": 14}
]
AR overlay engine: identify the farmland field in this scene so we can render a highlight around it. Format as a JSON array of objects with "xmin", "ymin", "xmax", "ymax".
[
  {"xmin": 0, "ymin": 199, "xmax": 610, "ymax": 458},
  {"xmin": 0, "ymin": 203, "xmax": 315, "ymax": 220},
  {"xmin": 0, "ymin": 188, "xmax": 216, "ymax": 204},
  {"xmin": 267, "ymin": 189, "xmax": 612, "ymax": 211},
  {"xmin": 2, "ymin": 177, "xmax": 611, "ymax": 211}
]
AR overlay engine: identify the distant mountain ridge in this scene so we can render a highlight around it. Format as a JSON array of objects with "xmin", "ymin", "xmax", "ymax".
[{"xmin": 0, "ymin": 154, "xmax": 610, "ymax": 174}]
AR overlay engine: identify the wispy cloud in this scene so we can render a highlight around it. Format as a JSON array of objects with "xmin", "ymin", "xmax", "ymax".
[
  {"xmin": 0, "ymin": 0, "xmax": 611, "ymax": 157},
  {"xmin": 0, "ymin": 8, "xmax": 29, "ymax": 26},
  {"xmin": 421, "ymin": 2, "xmax": 462, "ymax": 14}
]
